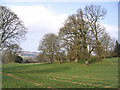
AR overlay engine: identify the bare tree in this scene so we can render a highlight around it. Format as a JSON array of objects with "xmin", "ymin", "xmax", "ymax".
[
  {"xmin": 59, "ymin": 9, "xmax": 89, "ymax": 64},
  {"xmin": 59, "ymin": 5, "xmax": 109, "ymax": 64},
  {"xmin": 83, "ymin": 5, "xmax": 107, "ymax": 58},
  {"xmin": 0, "ymin": 6, "xmax": 27, "ymax": 51},
  {"xmin": 100, "ymin": 32, "xmax": 111, "ymax": 58},
  {"xmin": 38, "ymin": 33, "xmax": 60, "ymax": 63}
]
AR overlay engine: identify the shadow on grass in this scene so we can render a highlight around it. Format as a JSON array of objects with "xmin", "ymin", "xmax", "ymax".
[
  {"xmin": 21, "ymin": 66, "xmax": 70, "ymax": 74},
  {"xmin": 3, "ymin": 63, "xmax": 70, "ymax": 74},
  {"xmin": 3, "ymin": 63, "xmax": 51, "ymax": 72},
  {"xmin": 3, "ymin": 63, "xmax": 48, "ymax": 68}
]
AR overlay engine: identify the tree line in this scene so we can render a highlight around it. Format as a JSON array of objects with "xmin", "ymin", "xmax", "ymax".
[
  {"xmin": 0, "ymin": 5, "xmax": 119, "ymax": 64},
  {"xmin": 37, "ymin": 4, "xmax": 118, "ymax": 65}
]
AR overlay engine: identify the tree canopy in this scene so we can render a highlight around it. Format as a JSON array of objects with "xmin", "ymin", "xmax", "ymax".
[
  {"xmin": 37, "ymin": 4, "xmax": 116, "ymax": 64},
  {"xmin": 38, "ymin": 33, "xmax": 60, "ymax": 63},
  {"xmin": 0, "ymin": 6, "xmax": 27, "ymax": 51}
]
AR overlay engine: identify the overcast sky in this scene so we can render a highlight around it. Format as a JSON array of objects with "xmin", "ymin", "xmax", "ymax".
[{"xmin": 1, "ymin": 1, "xmax": 118, "ymax": 52}]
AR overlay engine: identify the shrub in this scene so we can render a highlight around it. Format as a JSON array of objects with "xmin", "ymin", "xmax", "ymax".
[
  {"xmin": 24, "ymin": 58, "xmax": 36, "ymax": 63},
  {"xmin": 25, "ymin": 59, "xmax": 30, "ymax": 63},
  {"xmin": 88, "ymin": 57, "xmax": 101, "ymax": 63},
  {"xmin": 105, "ymin": 56, "xmax": 113, "ymax": 58},
  {"xmin": 15, "ymin": 56, "xmax": 23, "ymax": 63}
]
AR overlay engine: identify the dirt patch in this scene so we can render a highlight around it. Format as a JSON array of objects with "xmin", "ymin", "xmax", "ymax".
[
  {"xmin": 7, "ymin": 73, "xmax": 22, "ymax": 80},
  {"xmin": 111, "ymin": 63, "xmax": 117, "ymax": 65},
  {"xmin": 93, "ymin": 78, "xmax": 102, "ymax": 80},
  {"xmin": 56, "ymin": 77, "xmax": 61, "ymax": 78},
  {"xmin": 82, "ymin": 64, "xmax": 88, "ymax": 66},
  {"xmin": 46, "ymin": 77, "xmax": 102, "ymax": 87},
  {"xmin": 49, "ymin": 75, "xmax": 71, "ymax": 80},
  {"xmin": 64, "ymin": 80, "xmax": 71, "ymax": 82},
  {"xmin": 85, "ymin": 75, "xmax": 89, "ymax": 77},
  {"xmin": 104, "ymin": 86, "xmax": 110, "ymax": 88},
  {"xmin": 72, "ymin": 76, "xmax": 80, "ymax": 78},
  {"xmin": 34, "ymin": 83, "xmax": 43, "ymax": 86},
  {"xmin": 72, "ymin": 82, "xmax": 78, "ymax": 84},
  {"xmin": 47, "ymin": 74, "xmax": 106, "ymax": 86},
  {"xmin": 5, "ymin": 73, "xmax": 43, "ymax": 87}
]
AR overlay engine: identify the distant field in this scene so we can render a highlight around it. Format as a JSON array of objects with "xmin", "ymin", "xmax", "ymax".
[{"xmin": 2, "ymin": 58, "xmax": 118, "ymax": 88}]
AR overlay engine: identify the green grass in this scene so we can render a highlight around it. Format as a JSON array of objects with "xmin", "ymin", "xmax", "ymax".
[{"xmin": 2, "ymin": 58, "xmax": 118, "ymax": 88}]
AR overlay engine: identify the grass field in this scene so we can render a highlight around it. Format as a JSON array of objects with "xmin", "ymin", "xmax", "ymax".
[{"xmin": 2, "ymin": 58, "xmax": 118, "ymax": 88}]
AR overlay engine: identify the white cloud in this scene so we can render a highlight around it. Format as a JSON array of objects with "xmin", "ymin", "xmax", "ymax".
[
  {"xmin": 9, "ymin": 5, "xmax": 68, "ymax": 51},
  {"xmin": 101, "ymin": 23, "xmax": 118, "ymax": 39},
  {"xmin": 10, "ymin": 5, "xmax": 68, "ymax": 33},
  {"xmin": 9, "ymin": 6, "xmax": 118, "ymax": 38}
]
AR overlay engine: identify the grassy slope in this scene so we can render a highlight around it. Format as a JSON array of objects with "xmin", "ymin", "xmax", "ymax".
[{"xmin": 2, "ymin": 58, "xmax": 118, "ymax": 88}]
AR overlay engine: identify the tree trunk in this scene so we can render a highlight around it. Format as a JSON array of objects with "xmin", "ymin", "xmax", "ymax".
[
  {"xmin": 85, "ymin": 51, "xmax": 88, "ymax": 65},
  {"xmin": 75, "ymin": 58, "xmax": 78, "ymax": 63},
  {"xmin": 104, "ymin": 55, "xmax": 106, "ymax": 59},
  {"xmin": 69, "ymin": 55, "xmax": 72, "ymax": 62},
  {"xmin": 50, "ymin": 57, "xmax": 53, "ymax": 63},
  {"xmin": 50, "ymin": 60, "xmax": 53, "ymax": 63},
  {"xmin": 59, "ymin": 59, "xmax": 61, "ymax": 64},
  {"xmin": 97, "ymin": 42, "xmax": 102, "ymax": 58},
  {"xmin": 85, "ymin": 59, "xmax": 88, "ymax": 65}
]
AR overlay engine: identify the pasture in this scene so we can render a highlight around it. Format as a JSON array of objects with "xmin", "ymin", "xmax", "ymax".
[{"xmin": 2, "ymin": 58, "xmax": 118, "ymax": 88}]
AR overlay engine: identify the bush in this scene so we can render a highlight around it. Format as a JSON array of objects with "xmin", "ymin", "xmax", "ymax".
[
  {"xmin": 88, "ymin": 57, "xmax": 101, "ymax": 63},
  {"xmin": 25, "ymin": 60, "xmax": 30, "ymax": 63},
  {"xmin": 24, "ymin": 58, "xmax": 36, "ymax": 63},
  {"xmin": 15, "ymin": 56, "xmax": 23, "ymax": 63},
  {"xmin": 105, "ymin": 56, "xmax": 113, "ymax": 58}
]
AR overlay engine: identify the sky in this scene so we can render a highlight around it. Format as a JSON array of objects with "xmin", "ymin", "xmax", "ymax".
[{"xmin": 1, "ymin": 1, "xmax": 119, "ymax": 52}]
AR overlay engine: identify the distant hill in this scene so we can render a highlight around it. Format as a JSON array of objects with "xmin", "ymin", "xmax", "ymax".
[{"xmin": 20, "ymin": 51, "xmax": 39, "ymax": 59}]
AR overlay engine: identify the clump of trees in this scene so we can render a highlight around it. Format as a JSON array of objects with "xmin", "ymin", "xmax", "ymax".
[
  {"xmin": 2, "ymin": 44, "xmax": 22, "ymax": 63},
  {"xmin": 23, "ymin": 58, "xmax": 36, "ymax": 63},
  {"xmin": 0, "ymin": 6, "xmax": 27, "ymax": 63},
  {"xmin": 38, "ymin": 33, "xmax": 60, "ymax": 63},
  {"xmin": 112, "ymin": 41, "xmax": 120, "ymax": 57},
  {"xmin": 38, "ymin": 4, "xmax": 116, "ymax": 65},
  {"xmin": 36, "ymin": 51, "xmax": 49, "ymax": 63},
  {"xmin": 15, "ymin": 56, "xmax": 23, "ymax": 63}
]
